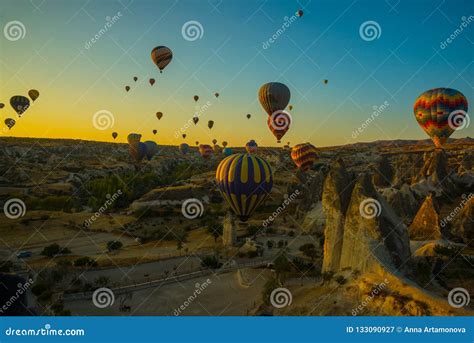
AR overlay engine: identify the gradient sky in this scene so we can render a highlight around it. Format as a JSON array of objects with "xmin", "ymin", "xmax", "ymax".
[{"xmin": 1, "ymin": 0, "xmax": 473, "ymax": 147}]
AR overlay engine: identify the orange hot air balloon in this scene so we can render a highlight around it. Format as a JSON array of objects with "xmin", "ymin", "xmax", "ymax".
[
  {"xmin": 125, "ymin": 86, "xmax": 130, "ymax": 92},
  {"xmin": 194, "ymin": 95, "xmax": 199, "ymax": 102},
  {"xmin": 149, "ymin": 78, "xmax": 155, "ymax": 86},
  {"xmin": 151, "ymin": 46, "xmax": 172, "ymax": 73},
  {"xmin": 267, "ymin": 110, "xmax": 291, "ymax": 143},
  {"xmin": 199, "ymin": 144, "xmax": 213, "ymax": 159},
  {"xmin": 156, "ymin": 112, "xmax": 163, "ymax": 120},
  {"xmin": 291, "ymin": 143, "xmax": 318, "ymax": 171}
]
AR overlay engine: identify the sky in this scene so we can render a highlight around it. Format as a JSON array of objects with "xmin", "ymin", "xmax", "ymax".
[{"xmin": 0, "ymin": 0, "xmax": 473, "ymax": 147}]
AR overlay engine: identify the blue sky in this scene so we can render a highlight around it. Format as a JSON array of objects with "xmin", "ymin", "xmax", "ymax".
[{"xmin": 1, "ymin": 0, "xmax": 472, "ymax": 146}]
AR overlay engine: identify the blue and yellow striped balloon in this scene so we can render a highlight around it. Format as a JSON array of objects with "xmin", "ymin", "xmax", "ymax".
[{"xmin": 216, "ymin": 154, "xmax": 273, "ymax": 221}]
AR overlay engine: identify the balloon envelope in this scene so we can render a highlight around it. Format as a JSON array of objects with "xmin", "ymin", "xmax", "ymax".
[
  {"xmin": 267, "ymin": 111, "xmax": 291, "ymax": 142},
  {"xmin": 291, "ymin": 143, "xmax": 318, "ymax": 171},
  {"xmin": 28, "ymin": 89, "xmax": 40, "ymax": 101},
  {"xmin": 149, "ymin": 78, "xmax": 155, "ymax": 86},
  {"xmin": 112, "ymin": 132, "xmax": 118, "ymax": 139},
  {"xmin": 245, "ymin": 140, "xmax": 258, "ymax": 154},
  {"xmin": 144, "ymin": 141, "xmax": 158, "ymax": 160},
  {"xmin": 258, "ymin": 82, "xmax": 291, "ymax": 116},
  {"xmin": 414, "ymin": 88, "xmax": 468, "ymax": 148},
  {"xmin": 10, "ymin": 96, "xmax": 30, "ymax": 116},
  {"xmin": 5, "ymin": 118, "xmax": 15, "ymax": 129},
  {"xmin": 151, "ymin": 46, "xmax": 172, "ymax": 72},
  {"xmin": 156, "ymin": 112, "xmax": 163, "ymax": 120},
  {"xmin": 222, "ymin": 147, "xmax": 233, "ymax": 156},
  {"xmin": 208, "ymin": 120, "xmax": 214, "ymax": 129},
  {"xmin": 199, "ymin": 144, "xmax": 213, "ymax": 159},
  {"xmin": 216, "ymin": 154, "xmax": 273, "ymax": 221}
]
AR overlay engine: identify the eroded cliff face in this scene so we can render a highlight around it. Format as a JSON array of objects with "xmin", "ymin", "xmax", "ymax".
[
  {"xmin": 408, "ymin": 194, "xmax": 442, "ymax": 241},
  {"xmin": 321, "ymin": 159, "xmax": 354, "ymax": 273},
  {"xmin": 339, "ymin": 174, "xmax": 411, "ymax": 274},
  {"xmin": 451, "ymin": 196, "xmax": 474, "ymax": 247}
]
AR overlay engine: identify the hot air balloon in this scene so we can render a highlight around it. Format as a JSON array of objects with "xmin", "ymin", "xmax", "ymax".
[
  {"xmin": 414, "ymin": 88, "xmax": 468, "ymax": 149},
  {"xmin": 222, "ymin": 147, "xmax": 233, "ymax": 156},
  {"xmin": 133, "ymin": 76, "xmax": 138, "ymax": 82},
  {"xmin": 5, "ymin": 118, "xmax": 15, "ymax": 129},
  {"xmin": 156, "ymin": 112, "xmax": 163, "ymax": 120},
  {"xmin": 193, "ymin": 116, "xmax": 199, "ymax": 125},
  {"xmin": 144, "ymin": 141, "xmax": 158, "ymax": 160},
  {"xmin": 212, "ymin": 139, "xmax": 217, "ymax": 145},
  {"xmin": 291, "ymin": 143, "xmax": 318, "ymax": 171},
  {"xmin": 127, "ymin": 133, "xmax": 147, "ymax": 162},
  {"xmin": 112, "ymin": 132, "xmax": 118, "ymax": 140},
  {"xmin": 149, "ymin": 78, "xmax": 155, "ymax": 86},
  {"xmin": 125, "ymin": 86, "xmax": 130, "ymax": 92},
  {"xmin": 152, "ymin": 129, "xmax": 157, "ymax": 135},
  {"xmin": 214, "ymin": 92, "xmax": 219, "ymax": 98},
  {"xmin": 179, "ymin": 143, "xmax": 190, "ymax": 155},
  {"xmin": 259, "ymin": 82, "xmax": 291, "ymax": 116},
  {"xmin": 0, "ymin": 103, "xmax": 4, "ymax": 109},
  {"xmin": 151, "ymin": 46, "xmax": 172, "ymax": 73},
  {"xmin": 222, "ymin": 141, "xmax": 228, "ymax": 147},
  {"xmin": 296, "ymin": 9, "xmax": 303, "ymax": 17},
  {"xmin": 28, "ymin": 89, "xmax": 39, "ymax": 101},
  {"xmin": 288, "ymin": 105, "xmax": 293, "ymax": 111},
  {"xmin": 182, "ymin": 134, "xmax": 187, "ymax": 139},
  {"xmin": 323, "ymin": 79, "xmax": 328, "ymax": 84},
  {"xmin": 245, "ymin": 140, "xmax": 258, "ymax": 154},
  {"xmin": 268, "ymin": 110, "xmax": 291, "ymax": 143},
  {"xmin": 195, "ymin": 141, "xmax": 199, "ymax": 146},
  {"xmin": 216, "ymin": 154, "xmax": 273, "ymax": 221},
  {"xmin": 199, "ymin": 144, "xmax": 213, "ymax": 159},
  {"xmin": 10, "ymin": 96, "xmax": 30, "ymax": 116},
  {"xmin": 208, "ymin": 120, "xmax": 214, "ymax": 129},
  {"xmin": 246, "ymin": 113, "xmax": 251, "ymax": 119},
  {"xmin": 193, "ymin": 95, "xmax": 199, "ymax": 102}
]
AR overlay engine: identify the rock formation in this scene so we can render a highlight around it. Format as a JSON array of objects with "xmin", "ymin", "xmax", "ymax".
[
  {"xmin": 222, "ymin": 212, "xmax": 236, "ymax": 246},
  {"xmin": 408, "ymin": 194, "xmax": 442, "ymax": 240},
  {"xmin": 339, "ymin": 174, "xmax": 411, "ymax": 274},
  {"xmin": 414, "ymin": 150, "xmax": 449, "ymax": 184},
  {"xmin": 450, "ymin": 195, "xmax": 474, "ymax": 247},
  {"xmin": 379, "ymin": 184, "xmax": 420, "ymax": 224},
  {"xmin": 321, "ymin": 159, "xmax": 354, "ymax": 273},
  {"xmin": 373, "ymin": 155, "xmax": 394, "ymax": 188}
]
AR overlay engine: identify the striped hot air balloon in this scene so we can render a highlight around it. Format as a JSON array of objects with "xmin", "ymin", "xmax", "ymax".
[
  {"xmin": 291, "ymin": 143, "xmax": 318, "ymax": 171},
  {"xmin": 151, "ymin": 46, "xmax": 173, "ymax": 73},
  {"xmin": 216, "ymin": 154, "xmax": 273, "ymax": 222},
  {"xmin": 199, "ymin": 144, "xmax": 213, "ymax": 159},
  {"xmin": 414, "ymin": 88, "xmax": 468, "ymax": 149},
  {"xmin": 245, "ymin": 140, "xmax": 258, "ymax": 154},
  {"xmin": 258, "ymin": 82, "xmax": 291, "ymax": 116},
  {"xmin": 267, "ymin": 111, "xmax": 291, "ymax": 143}
]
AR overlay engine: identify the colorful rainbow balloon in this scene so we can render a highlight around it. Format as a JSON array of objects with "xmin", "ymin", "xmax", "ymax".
[{"xmin": 414, "ymin": 88, "xmax": 468, "ymax": 149}]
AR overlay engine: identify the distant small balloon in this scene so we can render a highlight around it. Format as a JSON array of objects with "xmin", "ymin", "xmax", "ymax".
[
  {"xmin": 125, "ymin": 86, "xmax": 130, "ymax": 92},
  {"xmin": 246, "ymin": 113, "xmax": 251, "ymax": 119},
  {"xmin": 133, "ymin": 76, "xmax": 138, "ymax": 82},
  {"xmin": 5, "ymin": 118, "xmax": 15, "ymax": 129},
  {"xmin": 212, "ymin": 139, "xmax": 217, "ymax": 145},
  {"xmin": 288, "ymin": 105, "xmax": 293, "ymax": 111},
  {"xmin": 28, "ymin": 89, "xmax": 40, "ymax": 101},
  {"xmin": 0, "ymin": 103, "xmax": 4, "ymax": 109},
  {"xmin": 152, "ymin": 129, "xmax": 157, "ymax": 135},
  {"xmin": 156, "ymin": 112, "xmax": 163, "ymax": 120},
  {"xmin": 112, "ymin": 132, "xmax": 118, "ymax": 139},
  {"xmin": 296, "ymin": 9, "xmax": 303, "ymax": 17},
  {"xmin": 10, "ymin": 96, "xmax": 30, "ymax": 116},
  {"xmin": 222, "ymin": 141, "xmax": 228, "ymax": 147},
  {"xmin": 214, "ymin": 92, "xmax": 219, "ymax": 98},
  {"xmin": 182, "ymin": 134, "xmax": 187, "ymax": 139},
  {"xmin": 323, "ymin": 79, "xmax": 328, "ymax": 84},
  {"xmin": 194, "ymin": 95, "xmax": 199, "ymax": 102},
  {"xmin": 149, "ymin": 78, "xmax": 155, "ymax": 86},
  {"xmin": 195, "ymin": 141, "xmax": 199, "ymax": 146},
  {"xmin": 193, "ymin": 116, "xmax": 199, "ymax": 125},
  {"xmin": 208, "ymin": 120, "xmax": 214, "ymax": 129}
]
